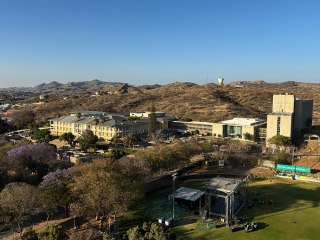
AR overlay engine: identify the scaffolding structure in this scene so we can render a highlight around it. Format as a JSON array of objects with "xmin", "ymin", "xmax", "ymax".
[{"xmin": 200, "ymin": 177, "xmax": 247, "ymax": 226}]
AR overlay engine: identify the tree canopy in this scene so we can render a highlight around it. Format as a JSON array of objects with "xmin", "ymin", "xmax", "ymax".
[
  {"xmin": 78, "ymin": 130, "xmax": 98, "ymax": 151},
  {"xmin": 268, "ymin": 135, "xmax": 291, "ymax": 146},
  {"xmin": 71, "ymin": 158, "xmax": 148, "ymax": 229},
  {"xmin": 59, "ymin": 132, "xmax": 76, "ymax": 146},
  {"xmin": 0, "ymin": 183, "xmax": 41, "ymax": 236}
]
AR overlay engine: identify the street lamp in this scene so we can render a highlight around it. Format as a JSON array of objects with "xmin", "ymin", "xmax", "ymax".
[{"xmin": 172, "ymin": 173, "xmax": 178, "ymax": 220}]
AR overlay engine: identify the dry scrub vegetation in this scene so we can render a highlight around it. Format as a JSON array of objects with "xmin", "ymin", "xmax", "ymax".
[{"xmin": 32, "ymin": 81, "xmax": 320, "ymax": 125}]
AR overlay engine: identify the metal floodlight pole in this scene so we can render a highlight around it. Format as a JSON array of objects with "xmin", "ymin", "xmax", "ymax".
[{"xmin": 172, "ymin": 173, "xmax": 178, "ymax": 220}]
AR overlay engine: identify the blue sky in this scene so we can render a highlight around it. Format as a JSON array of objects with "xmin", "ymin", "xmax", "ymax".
[{"xmin": 0, "ymin": 0, "xmax": 320, "ymax": 87}]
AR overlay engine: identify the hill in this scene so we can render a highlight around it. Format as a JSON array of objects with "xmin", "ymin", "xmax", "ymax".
[{"xmin": 32, "ymin": 81, "xmax": 320, "ymax": 125}]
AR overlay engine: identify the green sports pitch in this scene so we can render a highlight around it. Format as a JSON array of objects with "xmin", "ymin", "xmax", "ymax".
[{"xmin": 121, "ymin": 178, "xmax": 320, "ymax": 240}]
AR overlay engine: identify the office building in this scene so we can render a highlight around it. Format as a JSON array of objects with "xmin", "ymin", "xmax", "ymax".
[{"xmin": 266, "ymin": 94, "xmax": 313, "ymax": 143}]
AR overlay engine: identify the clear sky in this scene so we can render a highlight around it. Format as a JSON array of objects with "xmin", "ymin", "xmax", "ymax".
[{"xmin": 1, "ymin": 0, "xmax": 320, "ymax": 87}]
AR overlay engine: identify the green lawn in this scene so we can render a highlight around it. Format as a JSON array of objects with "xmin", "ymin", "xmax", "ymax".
[{"xmin": 121, "ymin": 178, "xmax": 320, "ymax": 240}]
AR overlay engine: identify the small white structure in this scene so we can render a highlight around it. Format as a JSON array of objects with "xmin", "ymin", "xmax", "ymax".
[{"xmin": 218, "ymin": 77, "xmax": 224, "ymax": 86}]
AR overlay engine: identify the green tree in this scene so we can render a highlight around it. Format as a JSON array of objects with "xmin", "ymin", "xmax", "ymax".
[
  {"xmin": 0, "ymin": 118, "xmax": 10, "ymax": 133},
  {"xmin": 21, "ymin": 227, "xmax": 38, "ymax": 240},
  {"xmin": 78, "ymin": 130, "xmax": 98, "ymax": 151},
  {"xmin": 110, "ymin": 147, "xmax": 126, "ymax": 160},
  {"xmin": 148, "ymin": 103, "xmax": 157, "ymax": 138},
  {"xmin": 39, "ymin": 187, "xmax": 60, "ymax": 224},
  {"xmin": 126, "ymin": 226, "xmax": 143, "ymax": 240},
  {"xmin": 32, "ymin": 129, "xmax": 52, "ymax": 142},
  {"xmin": 0, "ymin": 183, "xmax": 41, "ymax": 237},
  {"xmin": 125, "ymin": 222, "xmax": 175, "ymax": 240},
  {"xmin": 59, "ymin": 132, "xmax": 76, "ymax": 146},
  {"xmin": 38, "ymin": 225, "xmax": 67, "ymax": 240},
  {"xmin": 243, "ymin": 132, "xmax": 253, "ymax": 141},
  {"xmin": 268, "ymin": 135, "xmax": 291, "ymax": 146}
]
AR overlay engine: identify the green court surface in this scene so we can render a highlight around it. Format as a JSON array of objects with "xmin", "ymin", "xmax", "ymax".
[{"xmin": 120, "ymin": 178, "xmax": 320, "ymax": 240}]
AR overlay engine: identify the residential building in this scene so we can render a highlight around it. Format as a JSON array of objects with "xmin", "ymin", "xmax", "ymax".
[{"xmin": 266, "ymin": 94, "xmax": 313, "ymax": 143}]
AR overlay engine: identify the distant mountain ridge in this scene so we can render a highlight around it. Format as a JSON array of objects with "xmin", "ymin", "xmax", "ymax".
[{"xmin": 31, "ymin": 80, "xmax": 320, "ymax": 127}]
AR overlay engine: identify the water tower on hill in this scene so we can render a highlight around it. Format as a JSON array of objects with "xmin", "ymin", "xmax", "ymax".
[{"xmin": 218, "ymin": 77, "xmax": 224, "ymax": 86}]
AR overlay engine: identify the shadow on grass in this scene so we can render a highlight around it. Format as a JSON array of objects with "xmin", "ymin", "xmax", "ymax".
[{"xmin": 241, "ymin": 179, "xmax": 320, "ymax": 221}]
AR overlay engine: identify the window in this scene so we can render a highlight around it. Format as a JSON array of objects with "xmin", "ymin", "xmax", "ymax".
[{"xmin": 277, "ymin": 116, "xmax": 281, "ymax": 135}]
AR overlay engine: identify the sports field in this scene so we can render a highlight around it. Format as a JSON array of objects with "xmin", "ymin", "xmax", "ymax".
[
  {"xmin": 174, "ymin": 178, "xmax": 320, "ymax": 240},
  {"xmin": 121, "ymin": 178, "xmax": 320, "ymax": 240}
]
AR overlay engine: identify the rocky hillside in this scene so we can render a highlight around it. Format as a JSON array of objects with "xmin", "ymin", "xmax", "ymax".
[{"xmin": 32, "ymin": 81, "xmax": 320, "ymax": 125}]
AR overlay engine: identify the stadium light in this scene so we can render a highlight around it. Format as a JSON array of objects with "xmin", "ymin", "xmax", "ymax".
[{"xmin": 172, "ymin": 173, "xmax": 178, "ymax": 220}]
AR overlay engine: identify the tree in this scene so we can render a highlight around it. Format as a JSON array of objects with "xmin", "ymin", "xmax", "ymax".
[
  {"xmin": 21, "ymin": 227, "xmax": 38, "ymax": 240},
  {"xmin": 0, "ymin": 118, "xmax": 10, "ymax": 133},
  {"xmin": 110, "ymin": 135, "xmax": 122, "ymax": 146},
  {"xmin": 32, "ymin": 129, "xmax": 52, "ymax": 142},
  {"xmin": 125, "ymin": 222, "xmax": 175, "ymax": 240},
  {"xmin": 148, "ymin": 103, "xmax": 157, "ymax": 138},
  {"xmin": 123, "ymin": 134, "xmax": 136, "ymax": 148},
  {"xmin": 193, "ymin": 129, "xmax": 200, "ymax": 135},
  {"xmin": 59, "ymin": 132, "xmax": 76, "ymax": 147},
  {"xmin": 272, "ymin": 151, "xmax": 292, "ymax": 164},
  {"xmin": 38, "ymin": 225, "xmax": 67, "ymax": 240},
  {"xmin": 243, "ymin": 132, "xmax": 253, "ymax": 141},
  {"xmin": 40, "ymin": 168, "xmax": 74, "ymax": 213},
  {"xmin": 7, "ymin": 143, "xmax": 57, "ymax": 181},
  {"xmin": 0, "ymin": 183, "xmax": 41, "ymax": 236},
  {"xmin": 11, "ymin": 109, "xmax": 35, "ymax": 129},
  {"xmin": 268, "ymin": 135, "xmax": 291, "ymax": 146},
  {"xmin": 109, "ymin": 147, "xmax": 126, "ymax": 160},
  {"xmin": 71, "ymin": 158, "xmax": 148, "ymax": 230},
  {"xmin": 78, "ymin": 130, "xmax": 98, "ymax": 151}
]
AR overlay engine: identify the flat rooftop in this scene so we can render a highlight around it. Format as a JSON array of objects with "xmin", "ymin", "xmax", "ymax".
[
  {"xmin": 69, "ymin": 110, "xmax": 106, "ymax": 115},
  {"xmin": 173, "ymin": 120, "xmax": 214, "ymax": 125},
  {"xmin": 170, "ymin": 187, "xmax": 204, "ymax": 202},
  {"xmin": 206, "ymin": 177, "xmax": 242, "ymax": 193},
  {"xmin": 268, "ymin": 112, "xmax": 293, "ymax": 116},
  {"xmin": 220, "ymin": 117, "xmax": 266, "ymax": 126}
]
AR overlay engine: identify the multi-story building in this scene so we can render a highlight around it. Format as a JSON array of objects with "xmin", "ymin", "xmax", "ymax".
[
  {"xmin": 169, "ymin": 121, "xmax": 215, "ymax": 135},
  {"xmin": 49, "ymin": 110, "xmax": 176, "ymax": 141},
  {"xmin": 266, "ymin": 94, "xmax": 313, "ymax": 143},
  {"xmin": 169, "ymin": 118, "xmax": 266, "ymax": 141},
  {"xmin": 49, "ymin": 113, "xmax": 148, "ymax": 141},
  {"xmin": 212, "ymin": 118, "xmax": 267, "ymax": 141}
]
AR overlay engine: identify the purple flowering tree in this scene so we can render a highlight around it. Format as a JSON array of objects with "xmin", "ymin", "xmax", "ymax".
[
  {"xmin": 41, "ymin": 167, "xmax": 75, "ymax": 187},
  {"xmin": 7, "ymin": 143, "xmax": 57, "ymax": 179},
  {"xmin": 40, "ymin": 167, "xmax": 75, "ymax": 219}
]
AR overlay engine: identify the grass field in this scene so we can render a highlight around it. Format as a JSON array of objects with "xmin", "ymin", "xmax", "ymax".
[{"xmin": 121, "ymin": 177, "xmax": 320, "ymax": 240}]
